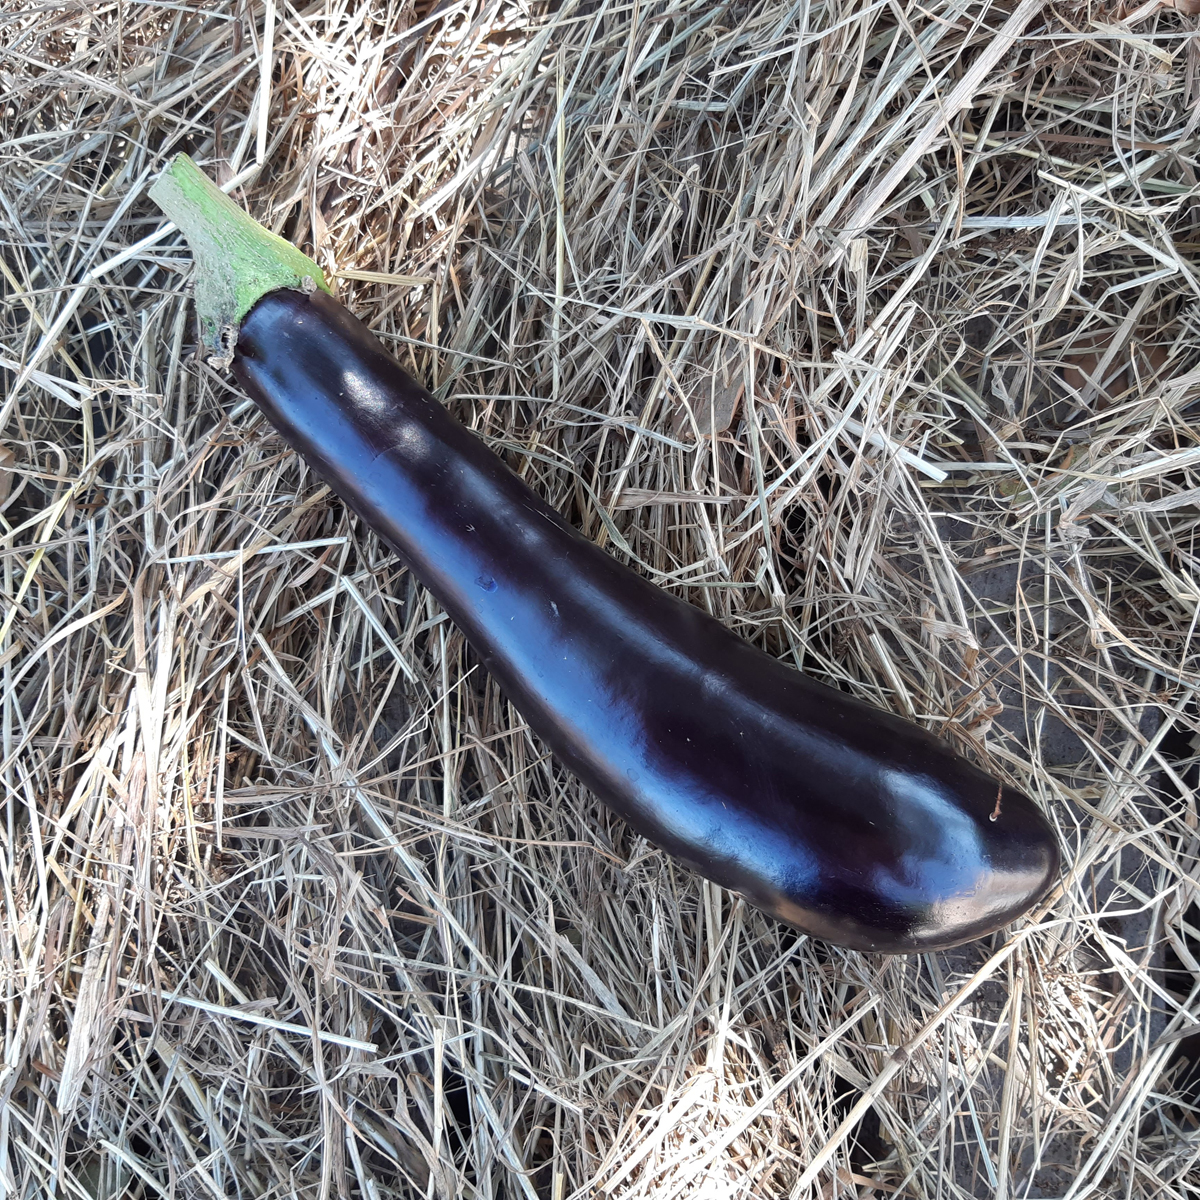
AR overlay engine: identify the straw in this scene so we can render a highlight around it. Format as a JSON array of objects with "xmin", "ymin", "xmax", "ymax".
[{"xmin": 1, "ymin": 0, "xmax": 1198, "ymax": 1196}]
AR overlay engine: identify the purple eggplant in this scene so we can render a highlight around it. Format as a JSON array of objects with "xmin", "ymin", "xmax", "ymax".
[{"xmin": 153, "ymin": 156, "xmax": 1060, "ymax": 953}]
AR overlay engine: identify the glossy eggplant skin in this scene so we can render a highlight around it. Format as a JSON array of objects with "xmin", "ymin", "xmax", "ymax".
[{"xmin": 232, "ymin": 288, "xmax": 1059, "ymax": 953}]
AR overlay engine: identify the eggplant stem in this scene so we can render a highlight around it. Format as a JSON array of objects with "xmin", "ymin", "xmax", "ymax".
[{"xmin": 148, "ymin": 153, "xmax": 330, "ymax": 361}]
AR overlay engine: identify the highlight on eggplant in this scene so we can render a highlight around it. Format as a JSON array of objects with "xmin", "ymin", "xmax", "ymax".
[{"xmin": 150, "ymin": 154, "xmax": 1061, "ymax": 954}]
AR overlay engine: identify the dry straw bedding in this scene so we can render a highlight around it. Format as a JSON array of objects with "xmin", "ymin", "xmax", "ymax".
[{"xmin": 2, "ymin": 0, "xmax": 1200, "ymax": 1197}]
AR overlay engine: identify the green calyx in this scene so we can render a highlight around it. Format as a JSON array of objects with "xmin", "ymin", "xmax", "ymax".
[{"xmin": 148, "ymin": 154, "xmax": 330, "ymax": 363}]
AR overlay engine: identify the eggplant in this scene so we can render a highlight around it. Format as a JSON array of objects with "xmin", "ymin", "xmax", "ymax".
[{"xmin": 152, "ymin": 156, "xmax": 1060, "ymax": 953}]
